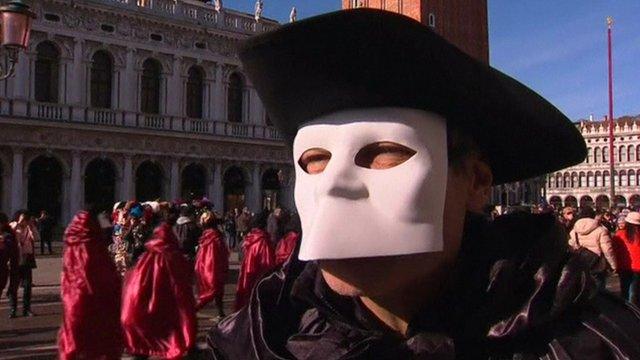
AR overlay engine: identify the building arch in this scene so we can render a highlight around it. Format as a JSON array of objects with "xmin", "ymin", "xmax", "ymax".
[
  {"xmin": 227, "ymin": 72, "xmax": 245, "ymax": 123},
  {"xmin": 630, "ymin": 194, "xmax": 640, "ymax": 209},
  {"xmin": 186, "ymin": 65, "xmax": 205, "ymax": 119},
  {"xmin": 549, "ymin": 196, "xmax": 562, "ymax": 209},
  {"xmin": 564, "ymin": 195, "xmax": 577, "ymax": 208},
  {"xmin": 90, "ymin": 50, "xmax": 113, "ymax": 109},
  {"xmin": 84, "ymin": 158, "xmax": 116, "ymax": 211},
  {"xmin": 261, "ymin": 168, "xmax": 281, "ymax": 211},
  {"xmin": 140, "ymin": 58, "xmax": 162, "ymax": 114},
  {"xmin": 34, "ymin": 41, "xmax": 61, "ymax": 103},
  {"xmin": 27, "ymin": 155, "xmax": 64, "ymax": 222},
  {"xmin": 223, "ymin": 165, "xmax": 246, "ymax": 212},
  {"xmin": 181, "ymin": 162, "xmax": 207, "ymax": 201},
  {"xmin": 579, "ymin": 195, "xmax": 594, "ymax": 209},
  {"xmin": 614, "ymin": 195, "xmax": 627, "ymax": 208},
  {"xmin": 135, "ymin": 160, "xmax": 165, "ymax": 201},
  {"xmin": 595, "ymin": 195, "xmax": 610, "ymax": 209}
]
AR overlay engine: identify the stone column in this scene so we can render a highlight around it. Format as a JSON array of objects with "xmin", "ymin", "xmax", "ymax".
[
  {"xmin": 166, "ymin": 56, "xmax": 182, "ymax": 116},
  {"xmin": 123, "ymin": 48, "xmax": 136, "ymax": 111},
  {"xmin": 213, "ymin": 64, "xmax": 226, "ymax": 121},
  {"xmin": 10, "ymin": 148, "xmax": 23, "ymax": 215},
  {"xmin": 71, "ymin": 39, "xmax": 85, "ymax": 105},
  {"xmin": 122, "ymin": 155, "xmax": 133, "ymax": 200},
  {"xmin": 170, "ymin": 158, "xmax": 180, "ymax": 201},
  {"xmin": 249, "ymin": 164, "xmax": 262, "ymax": 212},
  {"xmin": 211, "ymin": 161, "xmax": 223, "ymax": 212},
  {"xmin": 248, "ymin": 87, "xmax": 262, "ymax": 124},
  {"xmin": 69, "ymin": 152, "xmax": 83, "ymax": 216}
]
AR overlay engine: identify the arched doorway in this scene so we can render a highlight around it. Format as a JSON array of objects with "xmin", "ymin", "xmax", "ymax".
[
  {"xmin": 595, "ymin": 195, "xmax": 610, "ymax": 209},
  {"xmin": 614, "ymin": 195, "xmax": 627, "ymax": 208},
  {"xmin": 564, "ymin": 196, "xmax": 577, "ymax": 208},
  {"xmin": 549, "ymin": 196, "xmax": 562, "ymax": 209},
  {"xmin": 181, "ymin": 163, "xmax": 206, "ymax": 201},
  {"xmin": 136, "ymin": 161, "xmax": 163, "ymax": 201},
  {"xmin": 85, "ymin": 158, "xmax": 116, "ymax": 212},
  {"xmin": 579, "ymin": 195, "xmax": 594, "ymax": 209},
  {"xmin": 261, "ymin": 168, "xmax": 280, "ymax": 211},
  {"xmin": 223, "ymin": 166, "xmax": 245, "ymax": 212},
  {"xmin": 630, "ymin": 194, "xmax": 640, "ymax": 209},
  {"xmin": 28, "ymin": 155, "xmax": 63, "ymax": 222}
]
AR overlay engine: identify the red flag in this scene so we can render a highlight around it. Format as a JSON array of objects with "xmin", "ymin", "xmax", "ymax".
[
  {"xmin": 58, "ymin": 211, "xmax": 123, "ymax": 360},
  {"xmin": 121, "ymin": 223, "xmax": 197, "ymax": 359}
]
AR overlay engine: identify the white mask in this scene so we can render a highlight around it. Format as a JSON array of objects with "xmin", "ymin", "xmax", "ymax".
[{"xmin": 293, "ymin": 108, "xmax": 448, "ymax": 260}]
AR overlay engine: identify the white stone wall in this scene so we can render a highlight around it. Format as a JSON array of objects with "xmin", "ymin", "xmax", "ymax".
[{"xmin": 0, "ymin": 0, "xmax": 295, "ymax": 224}]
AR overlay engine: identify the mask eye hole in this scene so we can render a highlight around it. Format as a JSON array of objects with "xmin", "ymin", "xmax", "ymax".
[
  {"xmin": 298, "ymin": 148, "xmax": 332, "ymax": 174},
  {"xmin": 355, "ymin": 141, "xmax": 416, "ymax": 170}
]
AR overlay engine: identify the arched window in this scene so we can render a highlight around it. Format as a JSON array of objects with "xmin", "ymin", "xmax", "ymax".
[
  {"xmin": 629, "ymin": 145, "xmax": 635, "ymax": 162},
  {"xmin": 619, "ymin": 145, "xmax": 627, "ymax": 163},
  {"xmin": 555, "ymin": 173, "xmax": 561, "ymax": 188},
  {"xmin": 186, "ymin": 66, "xmax": 204, "ymax": 118},
  {"xmin": 630, "ymin": 170, "xmax": 636, "ymax": 186},
  {"xmin": 141, "ymin": 59, "xmax": 161, "ymax": 114},
  {"xmin": 548, "ymin": 175, "xmax": 553, "ymax": 188},
  {"xmin": 604, "ymin": 171, "xmax": 610, "ymax": 187},
  {"xmin": 35, "ymin": 42, "xmax": 60, "ymax": 103},
  {"xmin": 579, "ymin": 172, "xmax": 586, "ymax": 187},
  {"xmin": 621, "ymin": 170, "xmax": 628, "ymax": 186},
  {"xmin": 595, "ymin": 171, "xmax": 602, "ymax": 187},
  {"xmin": 594, "ymin": 147, "xmax": 601, "ymax": 163},
  {"xmin": 587, "ymin": 172, "xmax": 594, "ymax": 187},
  {"xmin": 90, "ymin": 50, "xmax": 113, "ymax": 109},
  {"xmin": 571, "ymin": 172, "xmax": 578, "ymax": 188},
  {"xmin": 603, "ymin": 146, "xmax": 609, "ymax": 163},
  {"xmin": 586, "ymin": 147, "xmax": 592, "ymax": 163},
  {"xmin": 563, "ymin": 173, "xmax": 570, "ymax": 188},
  {"xmin": 227, "ymin": 73, "xmax": 244, "ymax": 123}
]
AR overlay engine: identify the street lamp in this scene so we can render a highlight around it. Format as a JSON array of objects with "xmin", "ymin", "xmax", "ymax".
[{"xmin": 0, "ymin": 0, "xmax": 36, "ymax": 81}]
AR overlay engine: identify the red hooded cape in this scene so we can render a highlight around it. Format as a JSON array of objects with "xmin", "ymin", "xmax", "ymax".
[
  {"xmin": 275, "ymin": 231, "xmax": 300, "ymax": 267},
  {"xmin": 121, "ymin": 223, "xmax": 197, "ymax": 359},
  {"xmin": 194, "ymin": 228, "xmax": 229, "ymax": 310},
  {"xmin": 235, "ymin": 228, "xmax": 275, "ymax": 310},
  {"xmin": 58, "ymin": 211, "xmax": 123, "ymax": 360}
]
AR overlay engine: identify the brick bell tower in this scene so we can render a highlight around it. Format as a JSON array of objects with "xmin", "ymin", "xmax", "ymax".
[{"xmin": 342, "ymin": 0, "xmax": 489, "ymax": 64}]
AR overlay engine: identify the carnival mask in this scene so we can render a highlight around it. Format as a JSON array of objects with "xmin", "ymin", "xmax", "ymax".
[{"xmin": 293, "ymin": 108, "xmax": 448, "ymax": 260}]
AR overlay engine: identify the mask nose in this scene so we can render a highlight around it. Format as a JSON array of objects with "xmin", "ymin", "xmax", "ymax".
[{"xmin": 314, "ymin": 160, "xmax": 369, "ymax": 201}]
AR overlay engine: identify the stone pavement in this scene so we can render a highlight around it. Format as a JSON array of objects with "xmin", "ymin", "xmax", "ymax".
[{"xmin": 0, "ymin": 243, "xmax": 241, "ymax": 359}]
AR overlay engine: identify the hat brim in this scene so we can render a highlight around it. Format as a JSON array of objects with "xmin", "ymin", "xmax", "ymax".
[{"xmin": 239, "ymin": 9, "xmax": 586, "ymax": 184}]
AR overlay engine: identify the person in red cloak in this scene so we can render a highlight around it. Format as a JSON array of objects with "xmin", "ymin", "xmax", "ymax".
[
  {"xmin": 275, "ymin": 213, "xmax": 301, "ymax": 267},
  {"xmin": 194, "ymin": 211, "xmax": 229, "ymax": 317},
  {"xmin": 234, "ymin": 211, "xmax": 275, "ymax": 311},
  {"xmin": 121, "ymin": 210, "xmax": 197, "ymax": 360},
  {"xmin": 57, "ymin": 209, "xmax": 123, "ymax": 360}
]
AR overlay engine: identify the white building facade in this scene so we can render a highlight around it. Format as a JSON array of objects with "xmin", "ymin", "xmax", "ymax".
[
  {"xmin": 546, "ymin": 116, "xmax": 640, "ymax": 210},
  {"xmin": 0, "ymin": 0, "xmax": 295, "ymax": 225}
]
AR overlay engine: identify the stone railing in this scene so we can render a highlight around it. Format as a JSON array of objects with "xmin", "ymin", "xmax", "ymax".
[
  {"xmin": 85, "ymin": 0, "xmax": 279, "ymax": 34},
  {"xmin": 0, "ymin": 98, "xmax": 283, "ymax": 142}
]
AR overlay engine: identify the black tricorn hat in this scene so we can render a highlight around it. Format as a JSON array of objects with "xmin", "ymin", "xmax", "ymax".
[{"xmin": 239, "ymin": 9, "xmax": 586, "ymax": 185}]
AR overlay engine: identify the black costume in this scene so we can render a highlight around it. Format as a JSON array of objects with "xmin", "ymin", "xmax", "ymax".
[{"xmin": 207, "ymin": 213, "xmax": 640, "ymax": 359}]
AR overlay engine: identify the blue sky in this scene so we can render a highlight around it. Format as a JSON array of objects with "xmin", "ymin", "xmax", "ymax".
[{"xmin": 224, "ymin": 1, "xmax": 640, "ymax": 121}]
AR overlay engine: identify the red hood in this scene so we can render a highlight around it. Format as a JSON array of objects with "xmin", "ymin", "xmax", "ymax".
[
  {"xmin": 200, "ymin": 228, "xmax": 223, "ymax": 247},
  {"xmin": 243, "ymin": 228, "xmax": 270, "ymax": 247},
  {"xmin": 64, "ymin": 211, "xmax": 104, "ymax": 246},
  {"xmin": 145, "ymin": 222, "xmax": 180, "ymax": 253}
]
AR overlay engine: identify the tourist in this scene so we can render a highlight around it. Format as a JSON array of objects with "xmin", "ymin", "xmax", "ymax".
[
  {"xmin": 235, "ymin": 207, "xmax": 251, "ymax": 242},
  {"xmin": 559, "ymin": 206, "xmax": 575, "ymax": 233},
  {"xmin": 234, "ymin": 211, "xmax": 275, "ymax": 311},
  {"xmin": 8, "ymin": 210, "xmax": 38, "ymax": 318},
  {"xmin": 58, "ymin": 209, "xmax": 123, "ymax": 359},
  {"xmin": 612, "ymin": 212, "xmax": 640, "ymax": 305},
  {"xmin": 223, "ymin": 210, "xmax": 237, "ymax": 250},
  {"xmin": 0, "ymin": 212, "xmax": 17, "ymax": 305},
  {"xmin": 123, "ymin": 204, "xmax": 151, "ymax": 265},
  {"xmin": 206, "ymin": 9, "xmax": 640, "ymax": 358},
  {"xmin": 36, "ymin": 210, "xmax": 55, "ymax": 255},
  {"xmin": 121, "ymin": 208, "xmax": 197, "ymax": 359},
  {"xmin": 569, "ymin": 207, "xmax": 618, "ymax": 290},
  {"xmin": 195, "ymin": 211, "xmax": 229, "ymax": 317},
  {"xmin": 266, "ymin": 207, "xmax": 282, "ymax": 246},
  {"xmin": 175, "ymin": 205, "xmax": 201, "ymax": 262}
]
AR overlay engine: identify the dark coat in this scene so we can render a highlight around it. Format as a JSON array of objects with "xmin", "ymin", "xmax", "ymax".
[{"xmin": 205, "ymin": 213, "xmax": 640, "ymax": 359}]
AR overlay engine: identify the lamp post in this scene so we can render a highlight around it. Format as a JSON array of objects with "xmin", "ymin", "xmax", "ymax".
[
  {"xmin": 607, "ymin": 16, "xmax": 615, "ymax": 208},
  {"xmin": 0, "ymin": 0, "xmax": 36, "ymax": 81}
]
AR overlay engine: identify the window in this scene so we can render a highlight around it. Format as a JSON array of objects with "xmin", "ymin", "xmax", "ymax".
[
  {"xmin": 90, "ymin": 51, "xmax": 113, "ymax": 109},
  {"xmin": 603, "ymin": 146, "xmax": 608, "ymax": 163},
  {"xmin": 141, "ymin": 59, "xmax": 161, "ymax": 114},
  {"xmin": 227, "ymin": 73, "xmax": 244, "ymax": 123},
  {"xmin": 34, "ymin": 42, "xmax": 60, "ymax": 103},
  {"xmin": 186, "ymin": 66, "xmax": 204, "ymax": 119}
]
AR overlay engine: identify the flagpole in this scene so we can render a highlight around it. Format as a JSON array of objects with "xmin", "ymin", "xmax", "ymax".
[{"xmin": 607, "ymin": 16, "xmax": 615, "ymax": 208}]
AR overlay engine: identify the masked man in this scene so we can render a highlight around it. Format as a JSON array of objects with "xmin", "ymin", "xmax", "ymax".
[{"xmin": 207, "ymin": 9, "xmax": 640, "ymax": 359}]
